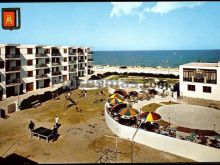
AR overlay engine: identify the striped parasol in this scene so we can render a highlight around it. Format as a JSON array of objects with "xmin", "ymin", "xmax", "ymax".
[
  {"xmin": 118, "ymin": 107, "xmax": 139, "ymax": 118},
  {"xmin": 110, "ymin": 103, "xmax": 127, "ymax": 113},
  {"xmin": 108, "ymin": 93, "xmax": 125, "ymax": 106},
  {"xmin": 140, "ymin": 112, "xmax": 161, "ymax": 122},
  {"xmin": 114, "ymin": 89, "xmax": 128, "ymax": 97}
]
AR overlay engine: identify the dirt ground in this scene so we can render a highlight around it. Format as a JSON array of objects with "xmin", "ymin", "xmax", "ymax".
[{"xmin": 0, "ymin": 88, "xmax": 193, "ymax": 163}]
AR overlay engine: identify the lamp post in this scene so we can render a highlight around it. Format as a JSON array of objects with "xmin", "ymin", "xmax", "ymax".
[
  {"xmin": 214, "ymin": 123, "xmax": 216, "ymax": 132},
  {"xmin": 104, "ymin": 134, "xmax": 119, "ymax": 163},
  {"xmin": 131, "ymin": 118, "xmax": 144, "ymax": 163}
]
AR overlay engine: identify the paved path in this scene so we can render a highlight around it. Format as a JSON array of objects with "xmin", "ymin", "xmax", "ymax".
[{"xmin": 156, "ymin": 104, "xmax": 220, "ymax": 133}]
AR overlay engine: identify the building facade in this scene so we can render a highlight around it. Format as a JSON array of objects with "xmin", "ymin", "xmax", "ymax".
[
  {"xmin": 0, "ymin": 44, "xmax": 93, "ymax": 99},
  {"xmin": 179, "ymin": 62, "xmax": 220, "ymax": 101}
]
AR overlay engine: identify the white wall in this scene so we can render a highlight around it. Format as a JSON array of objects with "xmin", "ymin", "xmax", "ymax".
[
  {"xmin": 104, "ymin": 106, "xmax": 220, "ymax": 162},
  {"xmin": 179, "ymin": 65, "xmax": 220, "ymax": 101}
]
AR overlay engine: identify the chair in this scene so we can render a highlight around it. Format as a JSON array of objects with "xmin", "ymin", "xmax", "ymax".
[{"xmin": 185, "ymin": 132, "xmax": 197, "ymax": 142}]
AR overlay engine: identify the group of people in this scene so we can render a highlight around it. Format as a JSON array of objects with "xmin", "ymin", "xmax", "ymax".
[
  {"xmin": 28, "ymin": 115, "xmax": 60, "ymax": 142},
  {"xmin": 79, "ymin": 89, "xmax": 87, "ymax": 98},
  {"xmin": 93, "ymin": 90, "xmax": 105, "ymax": 103}
]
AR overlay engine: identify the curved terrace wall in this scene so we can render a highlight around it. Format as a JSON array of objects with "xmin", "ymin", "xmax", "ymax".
[{"xmin": 104, "ymin": 106, "xmax": 220, "ymax": 162}]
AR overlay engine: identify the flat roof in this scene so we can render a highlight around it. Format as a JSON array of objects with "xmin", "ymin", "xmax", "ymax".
[{"xmin": 181, "ymin": 62, "xmax": 219, "ymax": 68}]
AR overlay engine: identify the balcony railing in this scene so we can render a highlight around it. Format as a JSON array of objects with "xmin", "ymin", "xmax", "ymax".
[
  {"xmin": 6, "ymin": 78, "xmax": 21, "ymax": 85},
  {"xmin": 36, "ymin": 63, "xmax": 48, "ymax": 68},
  {"xmin": 51, "ymin": 53, "xmax": 61, "ymax": 56},
  {"xmin": 88, "ymin": 51, "xmax": 94, "ymax": 54},
  {"xmin": 183, "ymin": 78, "xmax": 192, "ymax": 82},
  {"xmin": 69, "ymin": 60, "xmax": 77, "ymax": 64},
  {"xmin": 206, "ymin": 80, "xmax": 217, "ymax": 84},
  {"xmin": 78, "ymin": 60, "xmax": 85, "ymax": 63},
  {"xmin": 52, "ymin": 62, "xmax": 61, "ymax": 66},
  {"xmin": 69, "ymin": 68, "xmax": 77, "ymax": 72},
  {"xmin": 87, "ymin": 65, "xmax": 93, "ymax": 68},
  {"xmin": 5, "ymin": 54, "xmax": 20, "ymax": 59},
  {"xmin": 36, "ymin": 53, "xmax": 49, "ymax": 58},
  {"xmin": 36, "ymin": 74, "xmax": 48, "ymax": 79},
  {"xmin": 78, "ymin": 52, "xmax": 85, "ymax": 55},
  {"xmin": 87, "ymin": 58, "xmax": 93, "ymax": 61},
  {"xmin": 78, "ymin": 67, "xmax": 85, "ymax": 70},
  {"xmin": 52, "ymin": 71, "xmax": 61, "ymax": 76},
  {"xmin": 69, "ymin": 52, "xmax": 78, "ymax": 55},
  {"xmin": 6, "ymin": 66, "xmax": 20, "ymax": 72},
  {"xmin": 194, "ymin": 78, "xmax": 204, "ymax": 83}
]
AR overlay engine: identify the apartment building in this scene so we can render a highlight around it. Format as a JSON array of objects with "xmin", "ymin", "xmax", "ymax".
[
  {"xmin": 0, "ymin": 44, "xmax": 93, "ymax": 99},
  {"xmin": 179, "ymin": 62, "xmax": 220, "ymax": 101}
]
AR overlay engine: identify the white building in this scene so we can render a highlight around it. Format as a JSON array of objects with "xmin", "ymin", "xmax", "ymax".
[
  {"xmin": 179, "ymin": 62, "xmax": 220, "ymax": 101},
  {"xmin": 0, "ymin": 44, "xmax": 93, "ymax": 99}
]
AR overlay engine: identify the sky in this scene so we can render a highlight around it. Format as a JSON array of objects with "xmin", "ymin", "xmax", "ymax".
[{"xmin": 0, "ymin": 2, "xmax": 220, "ymax": 51}]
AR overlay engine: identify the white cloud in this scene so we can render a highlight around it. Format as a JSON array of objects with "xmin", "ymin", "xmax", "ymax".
[
  {"xmin": 109, "ymin": 2, "xmax": 205, "ymax": 21},
  {"xmin": 146, "ymin": 2, "xmax": 204, "ymax": 15},
  {"xmin": 110, "ymin": 2, "xmax": 143, "ymax": 18}
]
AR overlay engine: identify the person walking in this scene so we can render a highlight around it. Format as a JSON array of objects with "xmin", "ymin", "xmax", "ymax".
[{"xmin": 55, "ymin": 116, "xmax": 59, "ymax": 128}]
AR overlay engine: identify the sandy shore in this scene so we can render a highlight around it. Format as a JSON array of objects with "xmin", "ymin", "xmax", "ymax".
[{"xmin": 93, "ymin": 65, "xmax": 179, "ymax": 75}]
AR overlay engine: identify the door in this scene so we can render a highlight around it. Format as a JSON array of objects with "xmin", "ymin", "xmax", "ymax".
[{"xmin": 26, "ymin": 83, "xmax": 33, "ymax": 92}]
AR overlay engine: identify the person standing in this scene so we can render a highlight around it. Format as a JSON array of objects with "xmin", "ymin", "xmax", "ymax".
[
  {"xmin": 55, "ymin": 116, "xmax": 59, "ymax": 128},
  {"xmin": 28, "ymin": 120, "xmax": 35, "ymax": 137},
  {"xmin": 52, "ymin": 125, "xmax": 58, "ymax": 141}
]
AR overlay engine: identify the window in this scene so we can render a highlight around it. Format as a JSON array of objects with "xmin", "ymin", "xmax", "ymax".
[
  {"xmin": 188, "ymin": 85, "xmax": 195, "ymax": 91},
  {"xmin": 28, "ymin": 71, "xmax": 33, "ymax": 77},
  {"xmin": 27, "ymin": 60, "xmax": 33, "ymax": 66},
  {"xmin": 0, "ymin": 61, "xmax": 4, "ymax": 69},
  {"xmin": 203, "ymin": 86, "xmax": 211, "ymax": 93},
  {"xmin": 45, "ymin": 49, "xmax": 50, "ymax": 54},
  {"xmin": 27, "ymin": 48, "xmax": 33, "ymax": 54},
  {"xmin": 64, "ymin": 49, "xmax": 67, "ymax": 53},
  {"xmin": 64, "ymin": 57, "xmax": 67, "ymax": 62},
  {"xmin": 64, "ymin": 66, "xmax": 67, "ymax": 71}
]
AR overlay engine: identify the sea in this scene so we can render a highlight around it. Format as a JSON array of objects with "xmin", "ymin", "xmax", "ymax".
[{"xmin": 93, "ymin": 50, "xmax": 220, "ymax": 68}]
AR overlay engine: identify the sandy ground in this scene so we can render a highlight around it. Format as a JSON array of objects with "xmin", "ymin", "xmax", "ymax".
[
  {"xmin": 93, "ymin": 65, "xmax": 179, "ymax": 75},
  {"xmin": 0, "ymin": 88, "xmax": 193, "ymax": 163}
]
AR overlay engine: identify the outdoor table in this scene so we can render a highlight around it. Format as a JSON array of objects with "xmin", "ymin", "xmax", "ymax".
[
  {"xmin": 31, "ymin": 127, "xmax": 53, "ymax": 142},
  {"xmin": 160, "ymin": 130, "xmax": 169, "ymax": 136}
]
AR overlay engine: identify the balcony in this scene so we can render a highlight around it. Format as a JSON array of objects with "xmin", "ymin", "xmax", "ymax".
[
  {"xmin": 69, "ymin": 60, "xmax": 77, "ymax": 65},
  {"xmin": 206, "ymin": 80, "xmax": 217, "ymax": 84},
  {"xmin": 52, "ymin": 71, "xmax": 61, "ymax": 76},
  {"xmin": 6, "ymin": 78, "xmax": 21, "ymax": 86},
  {"xmin": 36, "ymin": 53, "xmax": 49, "ymax": 58},
  {"xmin": 69, "ymin": 68, "xmax": 77, "ymax": 72},
  {"xmin": 183, "ymin": 78, "xmax": 192, "ymax": 82},
  {"xmin": 87, "ymin": 65, "xmax": 93, "ymax": 68},
  {"xmin": 36, "ymin": 74, "xmax": 49, "ymax": 80},
  {"xmin": 69, "ymin": 52, "xmax": 78, "ymax": 56},
  {"xmin": 78, "ymin": 60, "xmax": 85, "ymax": 63},
  {"xmin": 78, "ymin": 52, "xmax": 85, "ymax": 56},
  {"xmin": 5, "ymin": 66, "xmax": 20, "ymax": 73},
  {"xmin": 5, "ymin": 54, "xmax": 21, "ymax": 59},
  {"xmin": 51, "ymin": 62, "xmax": 62, "ymax": 67},
  {"xmin": 36, "ymin": 63, "xmax": 49, "ymax": 68},
  {"xmin": 88, "ymin": 51, "xmax": 94, "ymax": 54},
  {"xmin": 51, "ymin": 53, "xmax": 61, "ymax": 56},
  {"xmin": 87, "ymin": 58, "xmax": 93, "ymax": 61},
  {"xmin": 78, "ymin": 67, "xmax": 85, "ymax": 70}
]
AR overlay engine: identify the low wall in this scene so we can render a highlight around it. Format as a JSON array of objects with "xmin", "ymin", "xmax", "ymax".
[{"xmin": 104, "ymin": 106, "xmax": 220, "ymax": 162}]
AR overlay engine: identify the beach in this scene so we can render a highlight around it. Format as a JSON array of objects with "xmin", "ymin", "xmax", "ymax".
[{"xmin": 93, "ymin": 65, "xmax": 179, "ymax": 76}]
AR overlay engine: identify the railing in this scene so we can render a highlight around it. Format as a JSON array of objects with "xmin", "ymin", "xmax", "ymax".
[
  {"xmin": 87, "ymin": 58, "xmax": 93, "ymax": 61},
  {"xmin": 5, "ymin": 54, "xmax": 20, "ymax": 58},
  {"xmin": 35, "ymin": 63, "xmax": 48, "ymax": 68},
  {"xmin": 69, "ymin": 52, "xmax": 78, "ymax": 55},
  {"xmin": 194, "ymin": 78, "xmax": 204, "ymax": 83},
  {"xmin": 88, "ymin": 51, "xmax": 94, "ymax": 54},
  {"xmin": 36, "ymin": 53, "xmax": 48, "ymax": 58},
  {"xmin": 51, "ymin": 53, "xmax": 61, "ymax": 56},
  {"xmin": 52, "ymin": 62, "xmax": 61, "ymax": 66},
  {"xmin": 78, "ymin": 52, "xmax": 85, "ymax": 55},
  {"xmin": 78, "ymin": 67, "xmax": 85, "ymax": 70},
  {"xmin": 6, "ymin": 78, "xmax": 21, "ymax": 85},
  {"xmin": 36, "ymin": 74, "xmax": 48, "ymax": 79},
  {"xmin": 78, "ymin": 60, "xmax": 85, "ymax": 63},
  {"xmin": 87, "ymin": 65, "xmax": 93, "ymax": 68},
  {"xmin": 69, "ymin": 60, "xmax": 77, "ymax": 64},
  {"xmin": 6, "ymin": 66, "xmax": 20, "ymax": 72},
  {"xmin": 69, "ymin": 68, "xmax": 77, "ymax": 72},
  {"xmin": 183, "ymin": 78, "xmax": 192, "ymax": 82},
  {"xmin": 206, "ymin": 80, "xmax": 217, "ymax": 84},
  {"xmin": 52, "ymin": 71, "xmax": 61, "ymax": 76}
]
